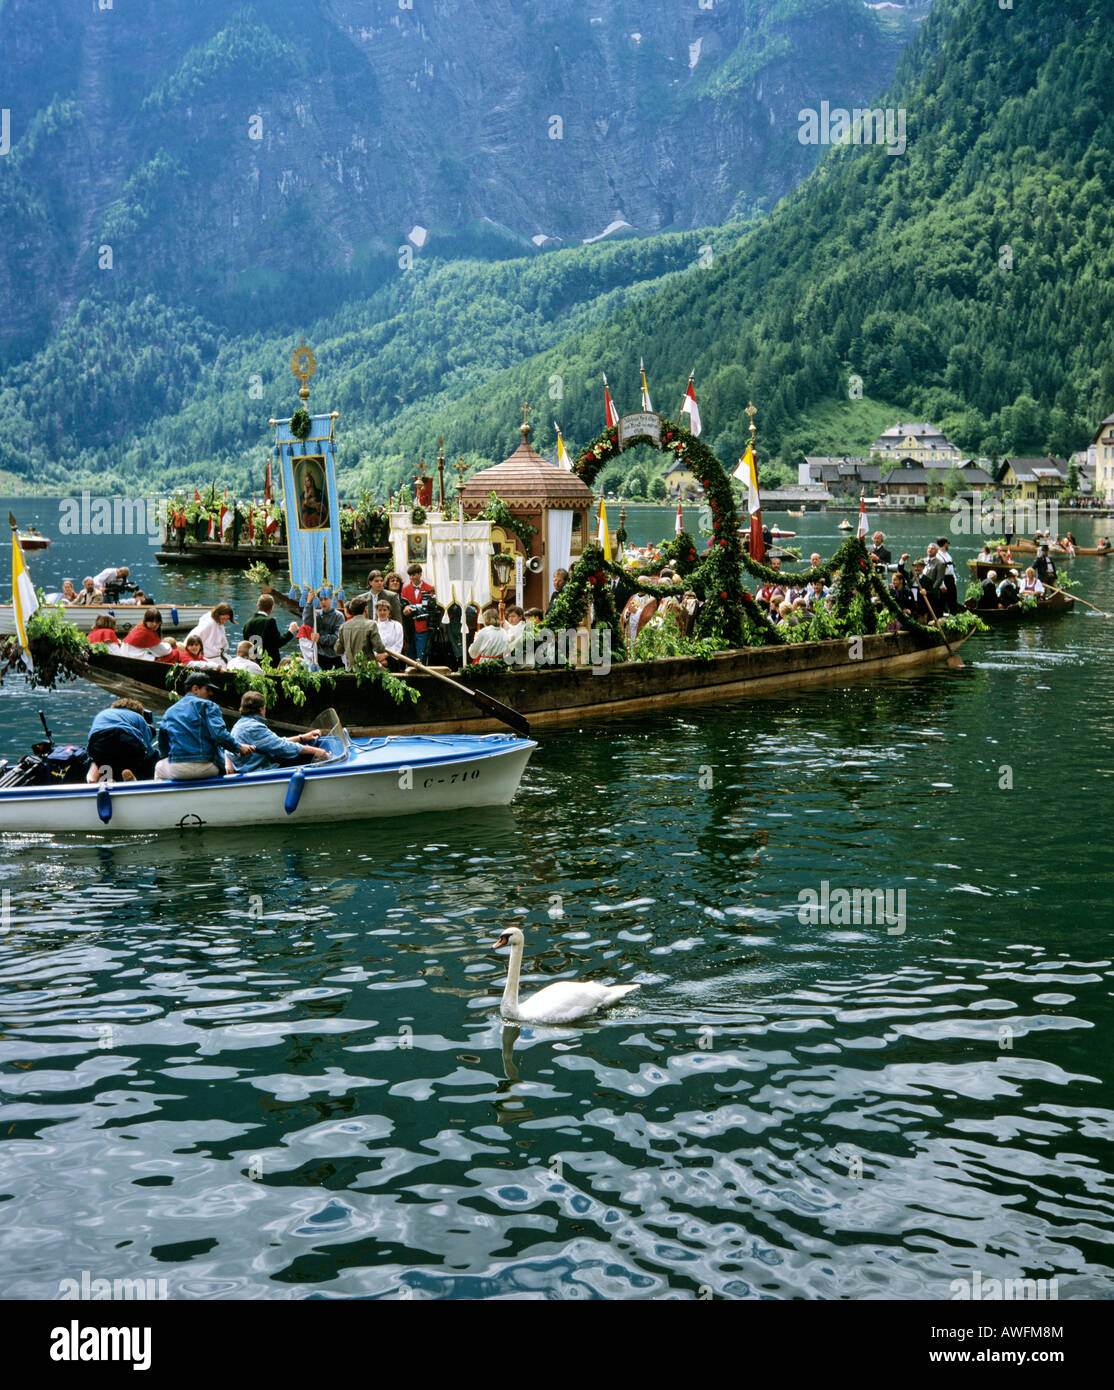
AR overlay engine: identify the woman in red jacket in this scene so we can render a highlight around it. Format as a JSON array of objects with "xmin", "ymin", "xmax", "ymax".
[
  {"xmin": 88, "ymin": 615, "xmax": 120, "ymax": 645},
  {"xmin": 121, "ymin": 608, "xmax": 175, "ymax": 661}
]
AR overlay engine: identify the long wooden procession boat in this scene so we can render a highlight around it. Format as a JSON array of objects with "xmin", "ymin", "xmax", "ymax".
[
  {"xmin": 155, "ymin": 540, "xmax": 393, "ymax": 568},
  {"xmin": 0, "ymin": 600, "xmax": 213, "ymax": 637},
  {"xmin": 964, "ymin": 591, "xmax": 1075, "ymax": 623},
  {"xmin": 74, "ymin": 628, "xmax": 972, "ymax": 737}
]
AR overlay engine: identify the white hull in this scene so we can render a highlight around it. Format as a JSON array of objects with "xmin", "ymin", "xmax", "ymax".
[
  {"xmin": 0, "ymin": 601, "xmax": 211, "ymax": 636},
  {"xmin": 0, "ymin": 735, "xmax": 535, "ymax": 835}
]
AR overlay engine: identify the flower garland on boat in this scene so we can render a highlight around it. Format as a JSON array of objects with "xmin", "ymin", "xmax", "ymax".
[
  {"xmin": 572, "ymin": 421, "xmax": 746, "ymax": 647},
  {"xmin": 470, "ymin": 491, "xmax": 538, "ymax": 557}
]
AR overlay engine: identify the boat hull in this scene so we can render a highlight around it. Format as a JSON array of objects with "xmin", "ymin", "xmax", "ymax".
[
  {"xmin": 77, "ymin": 630, "xmax": 969, "ymax": 736},
  {"xmin": 0, "ymin": 736, "xmax": 534, "ymax": 835},
  {"xmin": 964, "ymin": 594, "xmax": 1074, "ymax": 622},
  {"xmin": 0, "ymin": 602, "xmax": 212, "ymax": 637}
]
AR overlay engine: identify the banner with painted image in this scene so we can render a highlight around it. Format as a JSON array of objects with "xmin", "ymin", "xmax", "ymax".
[{"xmin": 274, "ymin": 413, "xmax": 343, "ymax": 595}]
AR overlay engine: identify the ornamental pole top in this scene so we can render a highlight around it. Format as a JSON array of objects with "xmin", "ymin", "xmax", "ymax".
[
  {"xmin": 291, "ymin": 338, "xmax": 316, "ymax": 404},
  {"xmin": 745, "ymin": 401, "xmax": 758, "ymax": 437},
  {"xmin": 520, "ymin": 400, "xmax": 532, "ymax": 443}
]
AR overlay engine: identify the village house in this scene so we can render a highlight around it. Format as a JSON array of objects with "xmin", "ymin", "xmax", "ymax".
[
  {"xmin": 999, "ymin": 455, "xmax": 1070, "ymax": 502},
  {"xmin": 870, "ymin": 421, "xmax": 962, "ymax": 464},
  {"xmin": 1087, "ymin": 413, "xmax": 1114, "ymax": 504}
]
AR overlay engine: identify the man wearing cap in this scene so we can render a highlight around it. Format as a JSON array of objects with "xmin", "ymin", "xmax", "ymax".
[
  {"xmin": 1034, "ymin": 543, "xmax": 1058, "ymax": 588},
  {"xmin": 154, "ymin": 671, "xmax": 253, "ymax": 780},
  {"xmin": 302, "ymin": 587, "xmax": 345, "ymax": 670}
]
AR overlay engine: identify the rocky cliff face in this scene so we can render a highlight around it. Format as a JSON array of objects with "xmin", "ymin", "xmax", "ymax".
[{"xmin": 0, "ymin": 0, "xmax": 927, "ymax": 348}]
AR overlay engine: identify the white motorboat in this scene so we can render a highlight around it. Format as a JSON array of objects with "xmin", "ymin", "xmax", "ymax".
[
  {"xmin": 16, "ymin": 530, "xmax": 50, "ymax": 551},
  {"xmin": 0, "ymin": 725, "xmax": 535, "ymax": 834},
  {"xmin": 0, "ymin": 599, "xmax": 212, "ymax": 637}
]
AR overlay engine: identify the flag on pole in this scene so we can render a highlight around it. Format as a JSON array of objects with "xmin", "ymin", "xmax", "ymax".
[
  {"xmin": 555, "ymin": 421, "xmax": 573, "ymax": 471},
  {"xmin": 248, "ymin": 500, "xmax": 255, "ymax": 542},
  {"xmin": 194, "ymin": 487, "xmax": 200, "ymax": 502},
  {"xmin": 220, "ymin": 496, "xmax": 233, "ymax": 539},
  {"xmin": 733, "ymin": 441, "xmax": 764, "ymax": 563},
  {"xmin": 603, "ymin": 374, "xmax": 619, "ymax": 430},
  {"xmin": 857, "ymin": 495, "xmax": 868, "ymax": 539},
  {"xmin": 640, "ymin": 358, "xmax": 653, "ymax": 412},
  {"xmin": 10, "ymin": 527, "xmax": 38, "ymax": 669},
  {"xmin": 597, "ymin": 499, "xmax": 613, "ymax": 562},
  {"xmin": 675, "ymin": 503, "xmax": 684, "ymax": 536},
  {"xmin": 679, "ymin": 372, "xmax": 702, "ymax": 437}
]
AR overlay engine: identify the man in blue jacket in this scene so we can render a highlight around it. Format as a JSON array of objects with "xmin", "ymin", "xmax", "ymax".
[
  {"xmin": 226, "ymin": 691, "xmax": 331, "ymax": 774},
  {"xmin": 86, "ymin": 698, "xmax": 159, "ymax": 782},
  {"xmin": 154, "ymin": 671, "xmax": 253, "ymax": 780}
]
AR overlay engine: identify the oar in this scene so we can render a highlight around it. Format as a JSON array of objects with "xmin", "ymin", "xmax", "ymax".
[
  {"xmin": 391, "ymin": 651, "xmax": 531, "ymax": 737},
  {"xmin": 921, "ymin": 593, "xmax": 964, "ymax": 668},
  {"xmin": 1046, "ymin": 584, "xmax": 1111, "ymax": 617}
]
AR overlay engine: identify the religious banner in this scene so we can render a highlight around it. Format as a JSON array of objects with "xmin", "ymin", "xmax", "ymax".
[
  {"xmin": 618, "ymin": 411, "xmax": 662, "ymax": 450},
  {"xmin": 274, "ymin": 412, "xmax": 343, "ymax": 594}
]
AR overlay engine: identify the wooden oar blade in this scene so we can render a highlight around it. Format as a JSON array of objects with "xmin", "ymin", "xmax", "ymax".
[{"xmin": 470, "ymin": 687, "xmax": 531, "ymax": 737}]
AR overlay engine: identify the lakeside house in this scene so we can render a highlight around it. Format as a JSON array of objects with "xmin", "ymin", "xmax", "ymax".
[
  {"xmin": 869, "ymin": 421, "xmax": 962, "ymax": 464},
  {"xmin": 999, "ymin": 455, "xmax": 1071, "ymax": 502},
  {"xmin": 1088, "ymin": 413, "xmax": 1114, "ymax": 504},
  {"xmin": 665, "ymin": 458, "xmax": 704, "ymax": 500}
]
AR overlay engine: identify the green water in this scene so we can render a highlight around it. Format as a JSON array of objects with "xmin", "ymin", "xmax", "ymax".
[{"xmin": 1, "ymin": 501, "xmax": 1112, "ymax": 1298}]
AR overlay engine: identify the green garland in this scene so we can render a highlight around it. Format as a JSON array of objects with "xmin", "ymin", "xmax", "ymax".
[
  {"xmin": 289, "ymin": 409, "xmax": 312, "ymax": 441},
  {"xmin": 411, "ymin": 504, "xmax": 427, "ymax": 527},
  {"xmin": 472, "ymin": 491, "xmax": 537, "ymax": 556},
  {"xmin": 540, "ymin": 542, "xmax": 624, "ymax": 653},
  {"xmin": 573, "ymin": 420, "xmax": 746, "ymax": 646}
]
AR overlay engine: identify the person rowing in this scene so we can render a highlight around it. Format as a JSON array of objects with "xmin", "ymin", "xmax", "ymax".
[{"xmin": 226, "ymin": 692, "xmax": 331, "ymax": 773}]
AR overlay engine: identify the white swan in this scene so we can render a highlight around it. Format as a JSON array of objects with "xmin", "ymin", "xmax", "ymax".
[{"xmin": 493, "ymin": 926, "xmax": 639, "ymax": 1023}]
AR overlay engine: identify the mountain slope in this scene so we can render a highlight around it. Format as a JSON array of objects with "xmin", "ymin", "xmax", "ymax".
[
  {"xmin": 0, "ymin": 0, "xmax": 926, "ymax": 349},
  {"xmin": 353, "ymin": 0, "xmax": 1114, "ymax": 476}
]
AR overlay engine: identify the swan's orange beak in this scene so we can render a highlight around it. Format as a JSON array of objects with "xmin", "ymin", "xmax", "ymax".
[{"xmin": 493, "ymin": 933, "xmax": 509, "ymax": 949}]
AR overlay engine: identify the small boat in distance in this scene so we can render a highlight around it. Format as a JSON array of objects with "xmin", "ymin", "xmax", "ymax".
[
  {"xmin": 838, "ymin": 519, "xmax": 853, "ymax": 530},
  {"xmin": 0, "ymin": 599, "xmax": 212, "ymax": 637},
  {"xmin": 0, "ymin": 722, "xmax": 536, "ymax": 835},
  {"xmin": 16, "ymin": 528, "xmax": 49, "ymax": 550},
  {"xmin": 965, "ymin": 592, "xmax": 1075, "ymax": 623}
]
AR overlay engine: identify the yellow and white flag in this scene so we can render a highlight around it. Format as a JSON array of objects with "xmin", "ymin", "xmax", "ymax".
[
  {"xmin": 640, "ymin": 358, "xmax": 653, "ymax": 412},
  {"xmin": 597, "ymin": 499, "xmax": 613, "ymax": 563},
  {"xmin": 11, "ymin": 529, "xmax": 38, "ymax": 669},
  {"xmin": 555, "ymin": 421, "xmax": 573, "ymax": 471}
]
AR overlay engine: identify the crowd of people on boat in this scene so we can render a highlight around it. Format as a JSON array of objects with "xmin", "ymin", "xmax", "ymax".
[{"xmin": 56, "ymin": 567, "xmax": 157, "ymax": 607}]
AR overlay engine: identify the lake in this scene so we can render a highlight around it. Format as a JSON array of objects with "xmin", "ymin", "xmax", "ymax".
[{"xmin": 1, "ymin": 498, "xmax": 1112, "ymax": 1299}]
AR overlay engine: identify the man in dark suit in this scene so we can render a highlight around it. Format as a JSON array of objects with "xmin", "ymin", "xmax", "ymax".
[
  {"xmin": 979, "ymin": 571, "xmax": 1000, "ymax": 608},
  {"xmin": 997, "ymin": 570, "xmax": 1020, "ymax": 607},
  {"xmin": 869, "ymin": 531, "xmax": 892, "ymax": 568},
  {"xmin": 1034, "ymin": 544, "xmax": 1058, "ymax": 587},
  {"xmin": 243, "ymin": 594, "xmax": 297, "ymax": 665}
]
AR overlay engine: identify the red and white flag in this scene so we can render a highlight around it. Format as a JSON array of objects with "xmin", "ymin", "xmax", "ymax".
[
  {"xmin": 675, "ymin": 503, "xmax": 683, "ymax": 536},
  {"xmin": 603, "ymin": 374, "xmax": 619, "ymax": 430},
  {"xmin": 679, "ymin": 372, "xmax": 702, "ymax": 437},
  {"xmin": 857, "ymin": 496, "xmax": 868, "ymax": 540},
  {"xmin": 220, "ymin": 503, "xmax": 233, "ymax": 539}
]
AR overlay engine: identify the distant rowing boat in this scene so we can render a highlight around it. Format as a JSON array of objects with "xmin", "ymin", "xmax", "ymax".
[
  {"xmin": 16, "ymin": 531, "xmax": 49, "ymax": 551},
  {"xmin": 991, "ymin": 541, "xmax": 1111, "ymax": 557}
]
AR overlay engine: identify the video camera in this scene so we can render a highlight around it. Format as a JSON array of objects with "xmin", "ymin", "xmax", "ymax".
[{"xmin": 102, "ymin": 577, "xmax": 139, "ymax": 603}]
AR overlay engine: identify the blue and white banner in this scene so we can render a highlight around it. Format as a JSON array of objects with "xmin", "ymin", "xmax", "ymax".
[{"xmin": 274, "ymin": 413, "xmax": 343, "ymax": 598}]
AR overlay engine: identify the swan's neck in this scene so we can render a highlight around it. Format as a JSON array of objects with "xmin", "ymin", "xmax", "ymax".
[{"xmin": 502, "ymin": 939, "xmax": 523, "ymax": 1014}]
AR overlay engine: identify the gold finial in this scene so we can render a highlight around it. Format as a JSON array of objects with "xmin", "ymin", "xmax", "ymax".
[
  {"xmin": 418, "ymin": 454, "xmax": 425, "ymax": 478},
  {"xmin": 291, "ymin": 338, "xmax": 317, "ymax": 405},
  {"xmin": 745, "ymin": 401, "xmax": 758, "ymax": 437},
  {"xmin": 520, "ymin": 401, "xmax": 532, "ymax": 441},
  {"xmin": 456, "ymin": 456, "xmax": 466, "ymax": 482}
]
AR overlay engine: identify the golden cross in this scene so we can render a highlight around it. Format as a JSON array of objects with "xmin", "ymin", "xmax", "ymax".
[
  {"xmin": 456, "ymin": 456, "xmax": 466, "ymax": 482},
  {"xmin": 521, "ymin": 401, "xmax": 531, "ymax": 429},
  {"xmin": 745, "ymin": 401, "xmax": 758, "ymax": 436}
]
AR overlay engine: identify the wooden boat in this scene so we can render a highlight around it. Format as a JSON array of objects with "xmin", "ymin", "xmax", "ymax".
[
  {"xmin": 17, "ymin": 530, "xmax": 50, "ymax": 551},
  {"xmin": 155, "ymin": 541, "xmax": 391, "ymax": 568},
  {"xmin": 769, "ymin": 528, "xmax": 797, "ymax": 538},
  {"xmin": 0, "ymin": 600, "xmax": 212, "ymax": 637},
  {"xmin": 991, "ymin": 540, "xmax": 1111, "ymax": 557},
  {"xmin": 964, "ymin": 592, "xmax": 1075, "ymax": 622},
  {"xmin": 76, "ymin": 629, "xmax": 972, "ymax": 737},
  {"xmin": 837, "ymin": 519, "xmax": 853, "ymax": 530},
  {"xmin": 0, "ymin": 731, "xmax": 535, "ymax": 835}
]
